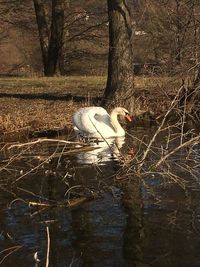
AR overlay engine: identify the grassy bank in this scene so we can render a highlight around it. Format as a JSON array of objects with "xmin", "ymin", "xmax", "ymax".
[{"xmin": 0, "ymin": 75, "xmax": 180, "ymax": 137}]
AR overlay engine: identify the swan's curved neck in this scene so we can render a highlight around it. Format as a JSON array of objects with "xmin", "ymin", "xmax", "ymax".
[{"xmin": 110, "ymin": 110, "xmax": 125, "ymax": 135}]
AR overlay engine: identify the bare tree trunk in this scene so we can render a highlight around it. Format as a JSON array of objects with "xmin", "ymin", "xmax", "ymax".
[
  {"xmin": 33, "ymin": 0, "xmax": 64, "ymax": 76},
  {"xmin": 58, "ymin": 49, "xmax": 66, "ymax": 75},
  {"xmin": 102, "ymin": 0, "xmax": 135, "ymax": 112},
  {"xmin": 33, "ymin": 0, "xmax": 49, "ymax": 75},
  {"xmin": 193, "ymin": 18, "xmax": 200, "ymax": 86},
  {"xmin": 58, "ymin": 0, "xmax": 70, "ymax": 75},
  {"xmin": 46, "ymin": 0, "xmax": 64, "ymax": 76}
]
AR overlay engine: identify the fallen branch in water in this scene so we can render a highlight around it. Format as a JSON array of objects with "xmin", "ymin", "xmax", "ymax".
[
  {"xmin": 7, "ymin": 138, "xmax": 84, "ymax": 150},
  {"xmin": 29, "ymin": 202, "xmax": 52, "ymax": 207},
  {"xmin": 29, "ymin": 196, "xmax": 95, "ymax": 210}
]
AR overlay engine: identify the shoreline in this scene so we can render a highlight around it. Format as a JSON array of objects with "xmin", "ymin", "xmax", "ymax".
[{"xmin": 0, "ymin": 75, "xmax": 187, "ymax": 141}]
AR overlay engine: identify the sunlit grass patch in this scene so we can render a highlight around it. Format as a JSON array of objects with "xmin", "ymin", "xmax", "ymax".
[
  {"xmin": 0, "ymin": 76, "xmax": 106, "ymax": 96},
  {"xmin": 0, "ymin": 75, "xmax": 182, "ymax": 135}
]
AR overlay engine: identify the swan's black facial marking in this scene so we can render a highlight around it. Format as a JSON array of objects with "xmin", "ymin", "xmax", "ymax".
[{"xmin": 124, "ymin": 110, "xmax": 132, "ymax": 122}]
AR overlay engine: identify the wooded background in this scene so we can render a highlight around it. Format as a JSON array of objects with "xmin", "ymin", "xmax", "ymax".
[{"xmin": 1, "ymin": 0, "xmax": 200, "ymax": 77}]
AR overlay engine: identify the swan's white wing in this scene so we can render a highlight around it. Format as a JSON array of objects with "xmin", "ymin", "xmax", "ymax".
[
  {"xmin": 94, "ymin": 114, "xmax": 115, "ymax": 131},
  {"xmin": 73, "ymin": 107, "xmax": 114, "ymax": 137},
  {"xmin": 73, "ymin": 108, "xmax": 85, "ymax": 132},
  {"xmin": 73, "ymin": 107, "xmax": 103, "ymax": 132},
  {"xmin": 80, "ymin": 107, "xmax": 109, "ymax": 134}
]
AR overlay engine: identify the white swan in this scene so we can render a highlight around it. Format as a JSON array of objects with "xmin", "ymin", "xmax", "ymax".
[{"xmin": 73, "ymin": 106, "xmax": 132, "ymax": 138}]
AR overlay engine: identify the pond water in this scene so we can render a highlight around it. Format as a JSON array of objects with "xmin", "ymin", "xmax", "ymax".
[{"xmin": 0, "ymin": 127, "xmax": 200, "ymax": 267}]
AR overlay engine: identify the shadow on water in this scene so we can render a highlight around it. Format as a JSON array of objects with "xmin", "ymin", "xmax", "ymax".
[{"xmin": 0, "ymin": 127, "xmax": 200, "ymax": 266}]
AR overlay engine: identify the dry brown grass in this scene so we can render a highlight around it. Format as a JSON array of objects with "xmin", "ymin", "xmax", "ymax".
[
  {"xmin": 0, "ymin": 76, "xmax": 106, "ymax": 96},
  {"xmin": 0, "ymin": 76, "xmax": 106, "ymax": 135},
  {"xmin": 0, "ymin": 75, "xmax": 181, "ymax": 137},
  {"xmin": 0, "ymin": 98, "xmax": 80, "ymax": 133}
]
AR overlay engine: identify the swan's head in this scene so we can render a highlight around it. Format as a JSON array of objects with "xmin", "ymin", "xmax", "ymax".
[{"xmin": 112, "ymin": 107, "xmax": 132, "ymax": 122}]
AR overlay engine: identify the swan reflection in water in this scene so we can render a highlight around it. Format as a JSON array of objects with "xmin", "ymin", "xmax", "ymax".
[{"xmin": 76, "ymin": 137, "xmax": 125, "ymax": 165}]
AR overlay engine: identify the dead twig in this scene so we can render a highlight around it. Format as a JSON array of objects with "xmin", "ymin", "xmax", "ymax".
[
  {"xmin": 0, "ymin": 245, "xmax": 23, "ymax": 265},
  {"xmin": 155, "ymin": 135, "xmax": 200, "ymax": 168},
  {"xmin": 29, "ymin": 196, "xmax": 95, "ymax": 209},
  {"xmin": 7, "ymin": 138, "xmax": 84, "ymax": 150},
  {"xmin": 138, "ymin": 85, "xmax": 184, "ymax": 171},
  {"xmin": 45, "ymin": 226, "xmax": 50, "ymax": 267}
]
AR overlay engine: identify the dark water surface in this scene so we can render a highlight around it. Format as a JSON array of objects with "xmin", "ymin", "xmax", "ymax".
[{"xmin": 0, "ymin": 128, "xmax": 200, "ymax": 267}]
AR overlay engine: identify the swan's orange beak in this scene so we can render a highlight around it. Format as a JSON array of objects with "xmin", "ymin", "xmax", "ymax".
[{"xmin": 125, "ymin": 114, "xmax": 132, "ymax": 122}]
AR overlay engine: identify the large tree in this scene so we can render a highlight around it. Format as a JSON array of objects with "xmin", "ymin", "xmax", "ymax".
[
  {"xmin": 33, "ymin": 0, "xmax": 65, "ymax": 76},
  {"xmin": 102, "ymin": 0, "xmax": 135, "ymax": 112}
]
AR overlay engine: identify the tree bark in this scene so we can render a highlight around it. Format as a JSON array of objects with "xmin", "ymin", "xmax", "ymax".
[
  {"xmin": 33, "ymin": 0, "xmax": 49, "ymax": 75},
  {"xmin": 33, "ymin": 0, "xmax": 64, "ymax": 76},
  {"xmin": 46, "ymin": 0, "xmax": 64, "ymax": 76},
  {"xmin": 102, "ymin": 0, "xmax": 135, "ymax": 112}
]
